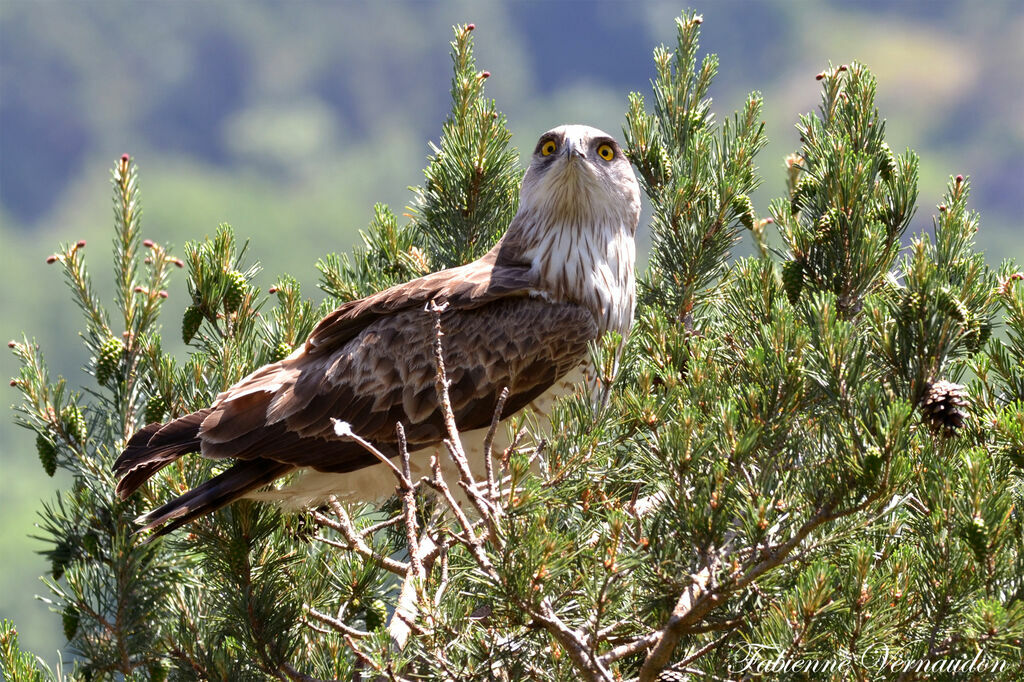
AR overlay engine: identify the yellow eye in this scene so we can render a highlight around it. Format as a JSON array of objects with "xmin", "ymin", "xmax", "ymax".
[
  {"xmin": 541, "ymin": 140, "xmax": 557, "ymax": 156},
  {"xmin": 597, "ymin": 144, "xmax": 615, "ymax": 161}
]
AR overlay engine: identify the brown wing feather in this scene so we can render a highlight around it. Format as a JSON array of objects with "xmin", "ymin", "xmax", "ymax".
[{"xmin": 196, "ymin": 295, "xmax": 597, "ymax": 471}]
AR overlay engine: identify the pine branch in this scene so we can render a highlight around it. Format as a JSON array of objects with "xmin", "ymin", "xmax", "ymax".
[
  {"xmin": 410, "ymin": 24, "xmax": 521, "ymax": 269},
  {"xmin": 625, "ymin": 11, "xmax": 766, "ymax": 324}
]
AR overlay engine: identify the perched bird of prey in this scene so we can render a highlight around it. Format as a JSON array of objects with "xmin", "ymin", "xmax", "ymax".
[{"xmin": 114, "ymin": 125, "xmax": 640, "ymax": 536}]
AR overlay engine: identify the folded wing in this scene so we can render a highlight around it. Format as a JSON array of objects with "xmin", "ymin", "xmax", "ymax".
[{"xmin": 114, "ymin": 261, "xmax": 597, "ymax": 536}]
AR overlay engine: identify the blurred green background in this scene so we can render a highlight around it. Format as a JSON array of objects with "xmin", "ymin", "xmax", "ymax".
[{"xmin": 2, "ymin": 0, "xmax": 1022, "ymax": 661}]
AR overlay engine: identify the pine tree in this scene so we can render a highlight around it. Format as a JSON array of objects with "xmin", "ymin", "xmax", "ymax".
[{"xmin": 5, "ymin": 12, "xmax": 1023, "ymax": 682}]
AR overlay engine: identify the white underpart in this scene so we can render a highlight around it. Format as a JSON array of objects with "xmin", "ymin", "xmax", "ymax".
[
  {"xmin": 249, "ymin": 367, "xmax": 586, "ymax": 508},
  {"xmin": 514, "ymin": 132, "xmax": 638, "ymax": 338}
]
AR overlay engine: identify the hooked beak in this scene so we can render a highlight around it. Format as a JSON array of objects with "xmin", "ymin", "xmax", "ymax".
[{"xmin": 564, "ymin": 137, "xmax": 586, "ymax": 163}]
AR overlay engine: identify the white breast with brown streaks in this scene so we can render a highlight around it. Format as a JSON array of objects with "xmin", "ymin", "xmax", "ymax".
[{"xmin": 249, "ymin": 367, "xmax": 587, "ymax": 508}]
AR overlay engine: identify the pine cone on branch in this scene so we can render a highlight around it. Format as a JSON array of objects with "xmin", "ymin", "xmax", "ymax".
[
  {"xmin": 36, "ymin": 434, "xmax": 57, "ymax": 477},
  {"xmin": 921, "ymin": 380, "xmax": 968, "ymax": 436},
  {"xmin": 95, "ymin": 336, "xmax": 125, "ymax": 386},
  {"xmin": 223, "ymin": 270, "xmax": 249, "ymax": 313},
  {"xmin": 782, "ymin": 260, "xmax": 805, "ymax": 305},
  {"xmin": 182, "ymin": 305, "xmax": 203, "ymax": 344},
  {"xmin": 144, "ymin": 395, "xmax": 167, "ymax": 424}
]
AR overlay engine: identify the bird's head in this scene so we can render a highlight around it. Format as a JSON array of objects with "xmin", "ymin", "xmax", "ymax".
[
  {"xmin": 495, "ymin": 124, "xmax": 640, "ymax": 336},
  {"xmin": 518, "ymin": 124, "xmax": 640, "ymax": 235}
]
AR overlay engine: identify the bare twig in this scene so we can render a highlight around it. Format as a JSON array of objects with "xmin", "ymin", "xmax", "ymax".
[
  {"xmin": 381, "ymin": 423, "xmax": 447, "ymax": 652},
  {"xmin": 301, "ymin": 619, "xmax": 334, "ymax": 636},
  {"xmin": 395, "ymin": 423, "xmax": 422, "ymax": 580},
  {"xmin": 531, "ymin": 598, "xmax": 615, "ymax": 681},
  {"xmin": 427, "ymin": 300, "xmax": 496, "ymax": 524},
  {"xmin": 423, "ymin": 455, "xmax": 497, "ymax": 578},
  {"xmin": 331, "ymin": 418, "xmax": 411, "ymax": 490},
  {"xmin": 686, "ymin": 616, "xmax": 745, "ymax": 635},
  {"xmin": 303, "ymin": 605, "xmax": 369, "ymax": 639},
  {"xmin": 312, "ymin": 499, "xmax": 408, "ymax": 576},
  {"xmin": 594, "ymin": 619, "xmax": 631, "ymax": 644},
  {"xmin": 359, "ymin": 514, "xmax": 405, "ymax": 536},
  {"xmin": 677, "ymin": 629, "xmax": 735, "ymax": 668},
  {"xmin": 311, "ymin": 534, "xmax": 355, "ymax": 551},
  {"xmin": 501, "ymin": 426, "xmax": 528, "ymax": 465},
  {"xmin": 433, "ymin": 538, "xmax": 451, "ymax": 606},
  {"xmin": 599, "ymin": 630, "xmax": 663, "ymax": 666},
  {"xmin": 483, "ymin": 386, "xmax": 510, "ymax": 502}
]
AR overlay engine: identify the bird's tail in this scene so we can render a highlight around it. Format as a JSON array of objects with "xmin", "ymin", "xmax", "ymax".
[
  {"xmin": 113, "ymin": 409, "xmax": 212, "ymax": 499},
  {"xmin": 114, "ymin": 409, "xmax": 293, "ymax": 538},
  {"xmin": 134, "ymin": 458, "xmax": 293, "ymax": 538}
]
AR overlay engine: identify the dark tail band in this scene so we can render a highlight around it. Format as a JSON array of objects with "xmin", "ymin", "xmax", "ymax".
[{"xmin": 135, "ymin": 459, "xmax": 293, "ymax": 539}]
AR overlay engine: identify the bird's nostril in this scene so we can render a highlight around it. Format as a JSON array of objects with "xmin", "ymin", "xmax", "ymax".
[{"xmin": 564, "ymin": 139, "xmax": 585, "ymax": 160}]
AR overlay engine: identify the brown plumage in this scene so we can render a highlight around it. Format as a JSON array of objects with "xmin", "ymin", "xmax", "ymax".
[{"xmin": 114, "ymin": 124, "xmax": 641, "ymax": 536}]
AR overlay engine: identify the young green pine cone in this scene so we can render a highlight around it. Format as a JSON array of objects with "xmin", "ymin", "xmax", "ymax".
[
  {"xmin": 732, "ymin": 194, "xmax": 755, "ymax": 230},
  {"xmin": 81, "ymin": 532, "xmax": 100, "ymax": 559},
  {"xmin": 879, "ymin": 142, "xmax": 897, "ymax": 182},
  {"xmin": 814, "ymin": 208, "xmax": 842, "ymax": 242},
  {"xmin": 965, "ymin": 319, "xmax": 992, "ymax": 353},
  {"xmin": 224, "ymin": 270, "xmax": 248, "ymax": 313},
  {"xmin": 953, "ymin": 297, "xmax": 971, "ymax": 325},
  {"xmin": 95, "ymin": 336, "xmax": 124, "ymax": 386},
  {"xmin": 782, "ymin": 260, "xmax": 805, "ymax": 305},
  {"xmin": 36, "ymin": 433, "xmax": 57, "ymax": 477},
  {"xmin": 145, "ymin": 395, "xmax": 167, "ymax": 423},
  {"xmin": 61, "ymin": 405, "xmax": 87, "ymax": 444},
  {"xmin": 656, "ymin": 146, "xmax": 672, "ymax": 183},
  {"xmin": 963, "ymin": 514, "xmax": 988, "ymax": 564},
  {"xmin": 790, "ymin": 176, "xmax": 817, "ymax": 215},
  {"xmin": 182, "ymin": 305, "xmax": 203, "ymax": 344},
  {"xmin": 935, "ymin": 288, "xmax": 970, "ymax": 324},
  {"xmin": 270, "ymin": 342, "xmax": 293, "ymax": 362},
  {"xmin": 364, "ymin": 598, "xmax": 388, "ymax": 630},
  {"xmin": 859, "ymin": 446, "xmax": 883, "ymax": 486},
  {"xmin": 900, "ymin": 290, "xmax": 925, "ymax": 322}
]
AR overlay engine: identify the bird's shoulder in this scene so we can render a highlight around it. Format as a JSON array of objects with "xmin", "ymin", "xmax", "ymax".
[{"xmin": 304, "ymin": 256, "xmax": 539, "ymax": 356}]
